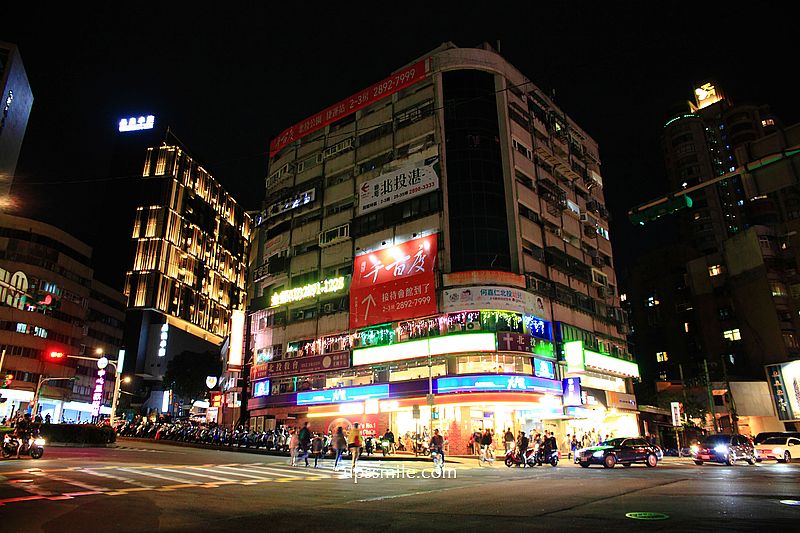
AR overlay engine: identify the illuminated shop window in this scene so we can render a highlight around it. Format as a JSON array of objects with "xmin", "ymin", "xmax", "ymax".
[
  {"xmin": 708, "ymin": 264, "xmax": 723, "ymax": 277},
  {"xmin": 656, "ymin": 351, "xmax": 668, "ymax": 362}
]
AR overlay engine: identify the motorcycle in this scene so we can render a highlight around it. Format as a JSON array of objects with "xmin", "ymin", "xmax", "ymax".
[
  {"xmin": 2, "ymin": 433, "xmax": 45, "ymax": 459},
  {"xmin": 504, "ymin": 447, "xmax": 535, "ymax": 467},
  {"xmin": 380, "ymin": 438, "xmax": 391, "ymax": 456},
  {"xmin": 534, "ymin": 448, "xmax": 559, "ymax": 467}
]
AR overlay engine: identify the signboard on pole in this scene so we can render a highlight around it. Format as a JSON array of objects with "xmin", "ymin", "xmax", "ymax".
[
  {"xmin": 671, "ymin": 401, "xmax": 682, "ymax": 427},
  {"xmin": 349, "ymin": 234, "xmax": 437, "ymax": 328}
]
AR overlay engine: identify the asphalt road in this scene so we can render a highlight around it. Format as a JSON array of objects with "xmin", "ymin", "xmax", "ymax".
[{"xmin": 1, "ymin": 439, "xmax": 798, "ymax": 532}]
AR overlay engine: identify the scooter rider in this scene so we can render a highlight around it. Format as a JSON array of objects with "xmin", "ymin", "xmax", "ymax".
[
  {"xmin": 517, "ymin": 431, "xmax": 529, "ymax": 467},
  {"xmin": 14, "ymin": 413, "xmax": 32, "ymax": 459},
  {"xmin": 430, "ymin": 429, "xmax": 445, "ymax": 465},
  {"xmin": 540, "ymin": 431, "xmax": 556, "ymax": 465},
  {"xmin": 383, "ymin": 428, "xmax": 395, "ymax": 454}
]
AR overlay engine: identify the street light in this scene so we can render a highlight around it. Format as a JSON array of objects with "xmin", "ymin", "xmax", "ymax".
[
  {"xmin": 56, "ymin": 348, "xmax": 127, "ymax": 426},
  {"xmin": 30, "ymin": 376, "xmax": 79, "ymax": 417}
]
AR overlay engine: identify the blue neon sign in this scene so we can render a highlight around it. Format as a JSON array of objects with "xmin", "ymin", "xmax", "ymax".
[
  {"xmin": 435, "ymin": 375, "xmax": 562, "ymax": 395},
  {"xmin": 252, "ymin": 379, "xmax": 270, "ymax": 398},
  {"xmin": 524, "ymin": 315, "xmax": 552, "ymax": 341},
  {"xmin": 562, "ymin": 377, "xmax": 582, "ymax": 407},
  {"xmin": 296, "ymin": 384, "xmax": 390, "ymax": 406},
  {"xmin": 534, "ymin": 358, "xmax": 555, "ymax": 379}
]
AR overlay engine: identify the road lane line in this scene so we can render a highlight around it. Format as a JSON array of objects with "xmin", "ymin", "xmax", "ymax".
[
  {"xmin": 29, "ymin": 472, "xmax": 109, "ymax": 493},
  {"xmin": 78, "ymin": 468, "xmax": 153, "ymax": 488},
  {"xmin": 117, "ymin": 467, "xmax": 196, "ymax": 484},
  {"xmin": 208, "ymin": 466, "xmax": 275, "ymax": 480},
  {"xmin": 241, "ymin": 465, "xmax": 299, "ymax": 478},
  {"xmin": 155, "ymin": 468, "xmax": 231, "ymax": 482}
]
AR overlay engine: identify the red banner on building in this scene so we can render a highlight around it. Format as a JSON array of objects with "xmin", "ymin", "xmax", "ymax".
[
  {"xmin": 350, "ymin": 234, "xmax": 437, "ymax": 329},
  {"xmin": 269, "ymin": 57, "xmax": 432, "ymax": 158},
  {"xmin": 265, "ymin": 351, "xmax": 350, "ymax": 378}
]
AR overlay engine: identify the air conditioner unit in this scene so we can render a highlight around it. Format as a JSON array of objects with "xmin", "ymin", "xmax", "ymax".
[
  {"xmin": 448, "ymin": 323, "xmax": 463, "ymax": 333},
  {"xmin": 322, "ymin": 303, "xmax": 334, "ymax": 314},
  {"xmin": 465, "ymin": 321, "xmax": 481, "ymax": 331}
]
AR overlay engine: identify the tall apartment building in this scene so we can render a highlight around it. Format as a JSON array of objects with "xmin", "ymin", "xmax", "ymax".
[
  {"xmin": 0, "ymin": 41, "xmax": 33, "ymax": 210},
  {"xmin": 627, "ymin": 85, "xmax": 800, "ymax": 433},
  {"xmin": 123, "ymin": 145, "xmax": 252, "ymax": 415},
  {"xmin": 247, "ymin": 43, "xmax": 637, "ymax": 452},
  {"xmin": 0, "ymin": 214, "xmax": 124, "ymax": 422}
]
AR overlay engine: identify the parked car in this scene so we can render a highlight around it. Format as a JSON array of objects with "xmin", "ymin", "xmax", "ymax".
[
  {"xmin": 754, "ymin": 435, "xmax": 799, "ymax": 463},
  {"xmin": 754, "ymin": 431, "xmax": 800, "ymax": 445},
  {"xmin": 577, "ymin": 437, "xmax": 660, "ymax": 468},
  {"xmin": 691, "ymin": 434, "xmax": 755, "ymax": 466}
]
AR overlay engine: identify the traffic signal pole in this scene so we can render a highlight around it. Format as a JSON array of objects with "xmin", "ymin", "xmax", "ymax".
[{"xmin": 629, "ymin": 144, "xmax": 800, "ymax": 225}]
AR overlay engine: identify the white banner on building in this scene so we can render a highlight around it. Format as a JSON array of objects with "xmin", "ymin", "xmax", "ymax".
[
  {"xmin": 357, "ymin": 156, "xmax": 439, "ymax": 215},
  {"xmin": 442, "ymin": 285, "xmax": 543, "ymax": 315},
  {"xmin": 671, "ymin": 401, "xmax": 682, "ymax": 427}
]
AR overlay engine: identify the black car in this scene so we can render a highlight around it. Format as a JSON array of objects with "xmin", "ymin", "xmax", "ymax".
[
  {"xmin": 577, "ymin": 437, "xmax": 660, "ymax": 468},
  {"xmin": 691, "ymin": 434, "xmax": 755, "ymax": 466}
]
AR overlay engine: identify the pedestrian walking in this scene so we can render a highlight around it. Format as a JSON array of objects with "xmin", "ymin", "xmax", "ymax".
[
  {"xmin": 298, "ymin": 422, "xmax": 311, "ymax": 467},
  {"xmin": 311, "ymin": 433, "xmax": 324, "ymax": 468},
  {"xmin": 347, "ymin": 423, "xmax": 363, "ymax": 483},
  {"xmin": 289, "ymin": 429, "xmax": 299, "ymax": 466},
  {"xmin": 332, "ymin": 426, "xmax": 347, "ymax": 470}
]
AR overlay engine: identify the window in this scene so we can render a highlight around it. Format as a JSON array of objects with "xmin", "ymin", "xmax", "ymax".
[
  {"xmin": 783, "ymin": 332, "xmax": 799, "ymax": 350},
  {"xmin": 656, "ymin": 351, "xmax": 668, "ymax": 362},
  {"xmin": 512, "ymin": 138, "xmax": 532, "ymax": 160},
  {"xmin": 723, "ymin": 328, "xmax": 741, "ymax": 341},
  {"xmin": 708, "ymin": 264, "xmax": 723, "ymax": 277},
  {"xmin": 761, "ymin": 118, "xmax": 775, "ymax": 127},
  {"xmin": 770, "ymin": 281, "xmax": 788, "ymax": 297},
  {"xmin": 684, "ymin": 322, "xmax": 690, "ymax": 333},
  {"xmin": 620, "ymin": 293, "xmax": 627, "ymax": 302},
  {"xmin": 647, "ymin": 295, "xmax": 660, "ymax": 307}
]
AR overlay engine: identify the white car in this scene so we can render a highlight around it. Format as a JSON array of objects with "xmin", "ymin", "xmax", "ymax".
[{"xmin": 755, "ymin": 436, "xmax": 800, "ymax": 463}]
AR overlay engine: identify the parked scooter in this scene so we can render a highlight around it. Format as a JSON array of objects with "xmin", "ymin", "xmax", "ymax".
[
  {"xmin": 504, "ymin": 447, "xmax": 535, "ymax": 467},
  {"xmin": 534, "ymin": 448, "xmax": 559, "ymax": 467}
]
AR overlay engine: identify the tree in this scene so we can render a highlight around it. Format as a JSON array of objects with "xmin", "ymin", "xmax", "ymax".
[{"xmin": 162, "ymin": 350, "xmax": 222, "ymax": 401}]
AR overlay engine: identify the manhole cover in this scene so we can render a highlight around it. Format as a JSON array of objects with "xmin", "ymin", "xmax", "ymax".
[
  {"xmin": 626, "ymin": 512, "xmax": 670, "ymax": 520},
  {"xmin": 780, "ymin": 500, "xmax": 800, "ymax": 506}
]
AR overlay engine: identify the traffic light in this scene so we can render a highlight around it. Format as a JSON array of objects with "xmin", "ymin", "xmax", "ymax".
[
  {"xmin": 629, "ymin": 195, "xmax": 693, "ymax": 226},
  {"xmin": 1, "ymin": 374, "xmax": 12, "ymax": 389}
]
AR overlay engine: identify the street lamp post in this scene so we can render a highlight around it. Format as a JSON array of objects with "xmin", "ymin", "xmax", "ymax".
[{"xmin": 30, "ymin": 376, "xmax": 78, "ymax": 417}]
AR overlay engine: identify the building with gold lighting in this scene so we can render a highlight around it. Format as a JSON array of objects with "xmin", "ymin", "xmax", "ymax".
[{"xmin": 122, "ymin": 145, "xmax": 251, "ymax": 417}]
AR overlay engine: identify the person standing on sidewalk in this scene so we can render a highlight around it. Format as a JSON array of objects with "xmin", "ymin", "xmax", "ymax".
[
  {"xmin": 504, "ymin": 428, "xmax": 515, "ymax": 453},
  {"xmin": 311, "ymin": 433, "xmax": 324, "ymax": 468},
  {"xmin": 289, "ymin": 428, "xmax": 299, "ymax": 466}
]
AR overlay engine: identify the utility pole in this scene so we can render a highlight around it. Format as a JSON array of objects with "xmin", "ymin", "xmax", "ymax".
[{"xmin": 703, "ymin": 359, "xmax": 718, "ymax": 433}]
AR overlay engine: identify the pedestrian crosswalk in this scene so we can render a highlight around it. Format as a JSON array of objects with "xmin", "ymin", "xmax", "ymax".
[{"xmin": 0, "ymin": 459, "xmax": 460, "ymax": 507}]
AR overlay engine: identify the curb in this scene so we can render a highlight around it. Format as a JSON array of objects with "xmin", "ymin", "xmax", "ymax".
[
  {"xmin": 47, "ymin": 442, "xmax": 117, "ymax": 448},
  {"xmin": 117, "ymin": 437, "xmax": 461, "ymax": 462}
]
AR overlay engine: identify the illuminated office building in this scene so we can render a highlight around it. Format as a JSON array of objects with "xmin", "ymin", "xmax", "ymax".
[
  {"xmin": 0, "ymin": 41, "xmax": 33, "ymax": 209},
  {"xmin": 123, "ymin": 145, "xmax": 252, "ymax": 414},
  {"xmin": 247, "ymin": 43, "xmax": 637, "ymax": 451}
]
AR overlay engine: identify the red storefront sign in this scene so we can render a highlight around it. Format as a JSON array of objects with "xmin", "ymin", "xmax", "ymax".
[
  {"xmin": 269, "ymin": 57, "xmax": 432, "ymax": 157},
  {"xmin": 265, "ymin": 351, "xmax": 350, "ymax": 378},
  {"xmin": 251, "ymin": 364, "xmax": 270, "ymax": 381},
  {"xmin": 350, "ymin": 235, "xmax": 437, "ymax": 329}
]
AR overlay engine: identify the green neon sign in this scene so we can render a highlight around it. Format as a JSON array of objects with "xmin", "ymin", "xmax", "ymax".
[{"xmin": 271, "ymin": 277, "xmax": 345, "ymax": 307}]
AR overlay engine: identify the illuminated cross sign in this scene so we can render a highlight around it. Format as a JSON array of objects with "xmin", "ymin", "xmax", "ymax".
[
  {"xmin": 270, "ymin": 277, "xmax": 345, "ymax": 307},
  {"xmin": 119, "ymin": 115, "xmax": 155, "ymax": 132}
]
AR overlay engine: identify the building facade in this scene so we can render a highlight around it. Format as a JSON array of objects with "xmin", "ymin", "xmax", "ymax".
[
  {"xmin": 0, "ymin": 41, "xmax": 33, "ymax": 210},
  {"xmin": 122, "ymin": 145, "xmax": 252, "ymax": 416},
  {"xmin": 0, "ymin": 214, "xmax": 124, "ymax": 422},
  {"xmin": 247, "ymin": 44, "xmax": 637, "ymax": 452},
  {"xmin": 626, "ymin": 85, "xmax": 800, "ymax": 433}
]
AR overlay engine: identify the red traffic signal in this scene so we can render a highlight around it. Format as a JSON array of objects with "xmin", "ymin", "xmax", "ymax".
[
  {"xmin": 48, "ymin": 351, "xmax": 65, "ymax": 360},
  {"xmin": 1, "ymin": 374, "xmax": 12, "ymax": 389}
]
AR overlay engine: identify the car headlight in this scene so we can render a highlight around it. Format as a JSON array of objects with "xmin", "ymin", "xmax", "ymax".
[
  {"xmin": 773, "ymin": 447, "xmax": 784, "ymax": 455},
  {"xmin": 714, "ymin": 445, "xmax": 728, "ymax": 454},
  {"xmin": 691, "ymin": 445, "xmax": 699, "ymax": 454},
  {"xmin": 593, "ymin": 450, "xmax": 605, "ymax": 458},
  {"xmin": 34, "ymin": 438, "xmax": 45, "ymax": 446}
]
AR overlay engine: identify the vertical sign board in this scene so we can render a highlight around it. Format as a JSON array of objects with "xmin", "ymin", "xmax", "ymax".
[
  {"xmin": 671, "ymin": 401, "xmax": 682, "ymax": 427},
  {"xmin": 766, "ymin": 364, "xmax": 794, "ymax": 421},
  {"xmin": 350, "ymin": 235, "xmax": 438, "ymax": 329},
  {"xmin": 228, "ymin": 310, "xmax": 245, "ymax": 367},
  {"xmin": 269, "ymin": 57, "xmax": 432, "ymax": 157}
]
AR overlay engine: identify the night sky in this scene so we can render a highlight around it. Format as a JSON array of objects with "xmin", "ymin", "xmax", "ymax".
[{"xmin": 3, "ymin": 4, "xmax": 798, "ymax": 290}]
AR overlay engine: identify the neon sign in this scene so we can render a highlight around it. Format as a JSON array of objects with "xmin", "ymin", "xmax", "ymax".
[
  {"xmin": 119, "ymin": 115, "xmax": 155, "ymax": 132},
  {"xmin": 91, "ymin": 369, "xmax": 106, "ymax": 417},
  {"xmin": 352, "ymin": 332, "xmax": 496, "ymax": 366},
  {"xmin": 252, "ymin": 379, "xmax": 270, "ymax": 398},
  {"xmin": 564, "ymin": 340, "xmax": 640, "ymax": 379},
  {"xmin": 271, "ymin": 277, "xmax": 346, "ymax": 307},
  {"xmin": 296, "ymin": 384, "xmax": 389, "ymax": 406},
  {"xmin": 435, "ymin": 375, "xmax": 562, "ymax": 395}
]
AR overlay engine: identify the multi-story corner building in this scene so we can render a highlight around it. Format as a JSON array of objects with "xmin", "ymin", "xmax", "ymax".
[
  {"xmin": 0, "ymin": 41, "xmax": 33, "ymax": 210},
  {"xmin": 627, "ymin": 85, "xmax": 800, "ymax": 434},
  {"xmin": 123, "ymin": 145, "xmax": 252, "ymax": 417},
  {"xmin": 247, "ymin": 43, "xmax": 637, "ymax": 452},
  {"xmin": 0, "ymin": 214, "xmax": 124, "ymax": 422}
]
